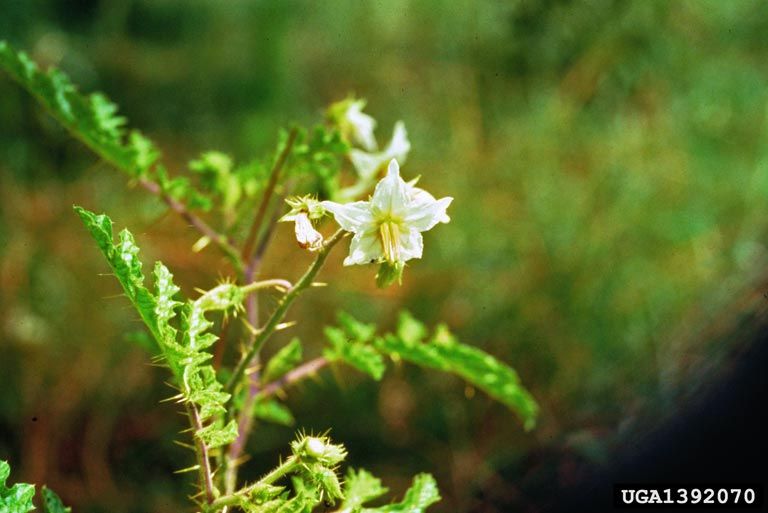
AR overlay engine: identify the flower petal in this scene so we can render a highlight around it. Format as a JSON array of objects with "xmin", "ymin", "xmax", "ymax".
[
  {"xmin": 343, "ymin": 228, "xmax": 383, "ymax": 265},
  {"xmin": 404, "ymin": 196, "xmax": 453, "ymax": 232},
  {"xmin": 409, "ymin": 185, "xmax": 451, "ymax": 224},
  {"xmin": 349, "ymin": 148, "xmax": 385, "ymax": 181},
  {"xmin": 371, "ymin": 160, "xmax": 410, "ymax": 217},
  {"xmin": 321, "ymin": 200, "xmax": 374, "ymax": 232},
  {"xmin": 398, "ymin": 229, "xmax": 424, "ymax": 262},
  {"xmin": 384, "ymin": 121, "xmax": 410, "ymax": 164},
  {"xmin": 346, "ymin": 101, "xmax": 378, "ymax": 152}
]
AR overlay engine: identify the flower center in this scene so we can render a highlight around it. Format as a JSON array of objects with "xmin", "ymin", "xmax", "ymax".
[{"xmin": 379, "ymin": 220, "xmax": 401, "ymax": 263}]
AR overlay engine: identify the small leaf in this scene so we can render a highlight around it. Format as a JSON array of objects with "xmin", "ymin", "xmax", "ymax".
[
  {"xmin": 41, "ymin": 486, "xmax": 71, "ymax": 513},
  {"xmin": 253, "ymin": 399, "xmax": 295, "ymax": 426},
  {"xmin": 364, "ymin": 473, "xmax": 440, "ymax": 513},
  {"xmin": 196, "ymin": 419, "xmax": 238, "ymax": 449},
  {"xmin": 323, "ymin": 326, "xmax": 386, "ymax": 380},
  {"xmin": 263, "ymin": 338, "xmax": 303, "ymax": 384},
  {"xmin": 0, "ymin": 460, "xmax": 36, "ymax": 513},
  {"xmin": 337, "ymin": 311, "xmax": 376, "ymax": 343},
  {"xmin": 396, "ymin": 311, "xmax": 428, "ymax": 345},
  {"xmin": 340, "ymin": 468, "xmax": 389, "ymax": 512}
]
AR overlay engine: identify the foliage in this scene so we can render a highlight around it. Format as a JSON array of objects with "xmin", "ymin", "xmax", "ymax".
[
  {"xmin": 0, "ymin": 39, "xmax": 538, "ymax": 512},
  {"xmin": 0, "ymin": 461, "xmax": 70, "ymax": 513}
]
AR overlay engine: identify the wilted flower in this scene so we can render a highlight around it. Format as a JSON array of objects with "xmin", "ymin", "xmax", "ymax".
[
  {"xmin": 280, "ymin": 196, "xmax": 326, "ymax": 251},
  {"xmin": 322, "ymin": 159, "xmax": 452, "ymax": 269}
]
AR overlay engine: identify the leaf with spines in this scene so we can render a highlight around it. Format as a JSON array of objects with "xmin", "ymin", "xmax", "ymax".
[
  {"xmin": 0, "ymin": 460, "xmax": 35, "ymax": 513},
  {"xmin": 75, "ymin": 207, "xmax": 239, "ymax": 448}
]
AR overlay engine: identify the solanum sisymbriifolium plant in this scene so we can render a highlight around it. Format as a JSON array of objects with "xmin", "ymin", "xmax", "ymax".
[{"xmin": 0, "ymin": 42, "xmax": 538, "ymax": 513}]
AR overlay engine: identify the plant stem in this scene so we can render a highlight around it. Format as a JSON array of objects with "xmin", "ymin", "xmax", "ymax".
[
  {"xmin": 240, "ymin": 278, "xmax": 293, "ymax": 294},
  {"xmin": 212, "ymin": 456, "xmax": 299, "ymax": 509},
  {"xmin": 241, "ymin": 127, "xmax": 299, "ymax": 262},
  {"xmin": 258, "ymin": 357, "xmax": 329, "ymax": 398},
  {"xmin": 225, "ymin": 229, "xmax": 346, "ymax": 396},
  {"xmin": 187, "ymin": 403, "xmax": 216, "ymax": 506},
  {"xmin": 139, "ymin": 178, "xmax": 244, "ymax": 274}
]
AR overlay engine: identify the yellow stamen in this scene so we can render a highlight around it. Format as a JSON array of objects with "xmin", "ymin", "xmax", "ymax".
[{"xmin": 379, "ymin": 221, "xmax": 401, "ymax": 263}]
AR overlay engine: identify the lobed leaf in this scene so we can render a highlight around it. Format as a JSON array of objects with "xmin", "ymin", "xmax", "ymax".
[
  {"xmin": 377, "ymin": 312, "xmax": 538, "ymax": 430},
  {"xmin": 362, "ymin": 474, "xmax": 440, "ymax": 513},
  {"xmin": 323, "ymin": 326, "xmax": 386, "ymax": 380},
  {"xmin": 0, "ymin": 41, "xmax": 159, "ymax": 176},
  {"xmin": 339, "ymin": 468, "xmax": 389, "ymax": 513},
  {"xmin": 0, "ymin": 460, "xmax": 36, "ymax": 513}
]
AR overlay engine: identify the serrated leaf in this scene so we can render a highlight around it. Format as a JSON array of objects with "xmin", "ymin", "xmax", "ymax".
[
  {"xmin": 0, "ymin": 460, "xmax": 36, "ymax": 513},
  {"xmin": 377, "ymin": 313, "xmax": 539, "ymax": 430},
  {"xmin": 253, "ymin": 399, "xmax": 295, "ymax": 426},
  {"xmin": 362, "ymin": 474, "xmax": 439, "ymax": 513},
  {"xmin": 323, "ymin": 326, "xmax": 386, "ymax": 380},
  {"xmin": 395, "ymin": 311, "xmax": 428, "ymax": 345},
  {"xmin": 75, "ymin": 207, "xmax": 236, "ymax": 443},
  {"xmin": 263, "ymin": 338, "xmax": 303, "ymax": 384},
  {"xmin": 41, "ymin": 486, "xmax": 71, "ymax": 513},
  {"xmin": 196, "ymin": 419, "xmax": 238, "ymax": 449},
  {"xmin": 339, "ymin": 468, "xmax": 389, "ymax": 513},
  {"xmin": 337, "ymin": 311, "xmax": 377, "ymax": 344},
  {"xmin": 0, "ymin": 41, "xmax": 157, "ymax": 176}
]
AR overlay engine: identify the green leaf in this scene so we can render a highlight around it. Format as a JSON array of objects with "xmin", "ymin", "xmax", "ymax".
[
  {"xmin": 263, "ymin": 338, "xmax": 303, "ymax": 384},
  {"xmin": 0, "ymin": 41, "xmax": 159, "ymax": 177},
  {"xmin": 253, "ymin": 399, "xmax": 295, "ymax": 426},
  {"xmin": 0, "ymin": 460, "xmax": 36, "ymax": 513},
  {"xmin": 377, "ymin": 312, "xmax": 539, "ymax": 430},
  {"xmin": 323, "ymin": 326, "xmax": 386, "ymax": 380},
  {"xmin": 339, "ymin": 468, "xmax": 389, "ymax": 512},
  {"xmin": 337, "ymin": 311, "xmax": 376, "ymax": 344},
  {"xmin": 41, "ymin": 486, "xmax": 71, "ymax": 513},
  {"xmin": 75, "ymin": 207, "xmax": 237, "ymax": 445},
  {"xmin": 196, "ymin": 419, "xmax": 238, "ymax": 449},
  {"xmin": 363, "ymin": 474, "xmax": 440, "ymax": 513}
]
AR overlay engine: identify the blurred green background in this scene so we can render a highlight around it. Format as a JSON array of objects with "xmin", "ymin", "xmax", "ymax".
[{"xmin": 2, "ymin": 1, "xmax": 768, "ymax": 511}]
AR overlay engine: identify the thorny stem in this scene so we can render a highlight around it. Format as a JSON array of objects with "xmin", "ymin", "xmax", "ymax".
[
  {"xmin": 187, "ymin": 403, "xmax": 216, "ymax": 506},
  {"xmin": 225, "ymin": 229, "xmax": 347, "ymax": 396},
  {"xmin": 213, "ymin": 456, "xmax": 300, "ymax": 509},
  {"xmin": 258, "ymin": 357, "xmax": 329, "ymax": 399},
  {"xmin": 241, "ymin": 127, "xmax": 299, "ymax": 262}
]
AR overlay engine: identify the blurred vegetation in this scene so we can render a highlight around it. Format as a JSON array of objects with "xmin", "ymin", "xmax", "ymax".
[{"xmin": 2, "ymin": 1, "xmax": 768, "ymax": 512}]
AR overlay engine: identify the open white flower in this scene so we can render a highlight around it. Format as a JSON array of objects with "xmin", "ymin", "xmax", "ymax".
[
  {"xmin": 349, "ymin": 121, "xmax": 411, "ymax": 182},
  {"xmin": 322, "ymin": 159, "xmax": 452, "ymax": 266}
]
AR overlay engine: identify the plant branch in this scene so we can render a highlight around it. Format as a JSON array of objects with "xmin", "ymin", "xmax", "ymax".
[
  {"xmin": 241, "ymin": 127, "xmax": 299, "ymax": 262},
  {"xmin": 139, "ymin": 178, "xmax": 243, "ymax": 274},
  {"xmin": 186, "ymin": 403, "xmax": 215, "ymax": 506},
  {"xmin": 225, "ymin": 229, "xmax": 347, "ymax": 396},
  {"xmin": 258, "ymin": 357, "xmax": 329, "ymax": 399}
]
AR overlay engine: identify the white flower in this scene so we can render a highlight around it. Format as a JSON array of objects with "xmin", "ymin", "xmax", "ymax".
[
  {"xmin": 344, "ymin": 100, "xmax": 378, "ymax": 152},
  {"xmin": 349, "ymin": 121, "xmax": 411, "ymax": 182},
  {"xmin": 322, "ymin": 159, "xmax": 452, "ymax": 266}
]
